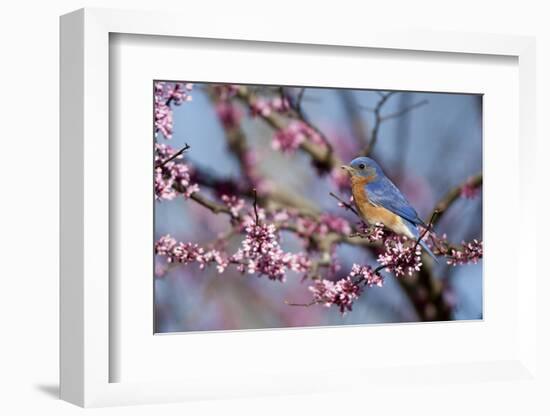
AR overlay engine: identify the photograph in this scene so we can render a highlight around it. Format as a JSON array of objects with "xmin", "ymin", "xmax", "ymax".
[{"xmin": 153, "ymin": 81, "xmax": 483, "ymax": 333}]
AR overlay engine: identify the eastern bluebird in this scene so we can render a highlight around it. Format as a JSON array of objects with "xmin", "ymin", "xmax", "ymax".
[{"xmin": 341, "ymin": 156, "xmax": 438, "ymax": 261}]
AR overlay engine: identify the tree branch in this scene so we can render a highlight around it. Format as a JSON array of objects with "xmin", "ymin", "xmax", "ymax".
[
  {"xmin": 380, "ymin": 99, "xmax": 428, "ymax": 122},
  {"xmin": 236, "ymin": 86, "xmax": 341, "ymax": 171},
  {"xmin": 358, "ymin": 93, "xmax": 428, "ymax": 156},
  {"xmin": 432, "ymin": 173, "xmax": 482, "ymax": 225},
  {"xmin": 189, "ymin": 192, "xmax": 237, "ymax": 217},
  {"xmin": 360, "ymin": 92, "xmax": 395, "ymax": 156}
]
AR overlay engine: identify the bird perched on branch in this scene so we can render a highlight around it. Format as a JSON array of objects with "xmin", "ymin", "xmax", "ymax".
[{"xmin": 341, "ymin": 157, "xmax": 438, "ymax": 261}]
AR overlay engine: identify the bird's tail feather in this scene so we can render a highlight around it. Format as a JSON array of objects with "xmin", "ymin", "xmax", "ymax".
[{"xmin": 405, "ymin": 222, "xmax": 439, "ymax": 263}]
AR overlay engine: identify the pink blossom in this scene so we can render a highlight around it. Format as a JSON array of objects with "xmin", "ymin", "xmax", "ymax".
[
  {"xmin": 272, "ymin": 121, "xmax": 321, "ymax": 154},
  {"xmin": 231, "ymin": 223, "xmax": 308, "ymax": 281},
  {"xmin": 249, "ymin": 96, "xmax": 291, "ymax": 117},
  {"xmin": 154, "ymin": 144, "xmax": 199, "ymax": 200},
  {"xmin": 202, "ymin": 249, "xmax": 229, "ymax": 273},
  {"xmin": 355, "ymin": 222, "xmax": 385, "ymax": 242},
  {"xmin": 306, "ymin": 262, "xmax": 385, "ymax": 313},
  {"xmin": 215, "ymin": 101, "xmax": 243, "ymax": 130},
  {"xmin": 213, "ymin": 84, "xmax": 240, "ymax": 100},
  {"xmin": 154, "ymin": 101, "xmax": 173, "ymax": 140},
  {"xmin": 309, "ymin": 280, "xmax": 338, "ymax": 307},
  {"xmin": 250, "ymin": 98, "xmax": 272, "ymax": 117},
  {"xmin": 309, "ymin": 277, "xmax": 362, "ymax": 314},
  {"xmin": 155, "ymin": 235, "xmax": 228, "ymax": 272},
  {"xmin": 328, "ymin": 250, "xmax": 342, "ymax": 275},
  {"xmin": 270, "ymin": 96, "xmax": 291, "ymax": 113},
  {"xmin": 154, "ymin": 81, "xmax": 193, "ymax": 139},
  {"xmin": 166, "ymin": 83, "xmax": 193, "ymax": 105},
  {"xmin": 155, "ymin": 235, "xmax": 204, "ymax": 265},
  {"xmin": 155, "ymin": 220, "xmax": 310, "ymax": 281},
  {"xmin": 349, "ymin": 264, "xmax": 384, "ymax": 287},
  {"xmin": 221, "ymin": 194, "xmax": 245, "ymax": 217},
  {"xmin": 447, "ymin": 239, "xmax": 483, "ymax": 266},
  {"xmin": 296, "ymin": 213, "xmax": 351, "ymax": 239},
  {"xmin": 320, "ymin": 214, "xmax": 352, "ymax": 235},
  {"xmin": 377, "ymin": 235, "xmax": 422, "ymax": 277}
]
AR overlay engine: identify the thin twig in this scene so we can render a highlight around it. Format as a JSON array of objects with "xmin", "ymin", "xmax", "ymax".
[
  {"xmin": 328, "ymin": 192, "xmax": 361, "ymax": 218},
  {"xmin": 155, "ymin": 143, "xmax": 190, "ymax": 168},
  {"xmin": 253, "ymin": 188, "xmax": 259, "ymax": 226},
  {"xmin": 295, "ymin": 88, "xmax": 306, "ymax": 117},
  {"xmin": 380, "ymin": 99, "xmax": 429, "ymax": 121},
  {"xmin": 358, "ymin": 93, "xmax": 428, "ymax": 156},
  {"xmin": 189, "ymin": 192, "xmax": 234, "ymax": 217},
  {"xmin": 413, "ymin": 210, "xmax": 439, "ymax": 254},
  {"xmin": 285, "ymin": 300, "xmax": 318, "ymax": 307},
  {"xmin": 360, "ymin": 92, "xmax": 395, "ymax": 156}
]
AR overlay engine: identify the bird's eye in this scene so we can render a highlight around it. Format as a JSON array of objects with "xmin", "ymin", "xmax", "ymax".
[{"xmin": 358, "ymin": 163, "xmax": 365, "ymax": 170}]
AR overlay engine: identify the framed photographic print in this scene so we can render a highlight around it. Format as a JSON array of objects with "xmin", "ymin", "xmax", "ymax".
[{"xmin": 60, "ymin": 8, "xmax": 538, "ymax": 407}]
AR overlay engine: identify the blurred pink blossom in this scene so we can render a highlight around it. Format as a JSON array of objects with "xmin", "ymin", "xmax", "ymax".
[
  {"xmin": 272, "ymin": 121, "xmax": 322, "ymax": 154},
  {"xmin": 215, "ymin": 101, "xmax": 243, "ymax": 130},
  {"xmin": 221, "ymin": 194, "xmax": 245, "ymax": 217},
  {"xmin": 213, "ymin": 84, "xmax": 240, "ymax": 100},
  {"xmin": 296, "ymin": 213, "xmax": 352, "ymax": 239},
  {"xmin": 249, "ymin": 96, "xmax": 291, "ymax": 117}
]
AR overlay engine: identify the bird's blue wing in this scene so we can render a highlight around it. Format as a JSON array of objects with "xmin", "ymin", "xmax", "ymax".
[{"xmin": 365, "ymin": 177, "xmax": 425, "ymax": 226}]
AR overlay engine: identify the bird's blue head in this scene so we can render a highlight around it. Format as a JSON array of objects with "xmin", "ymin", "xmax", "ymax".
[{"xmin": 341, "ymin": 156, "xmax": 385, "ymax": 180}]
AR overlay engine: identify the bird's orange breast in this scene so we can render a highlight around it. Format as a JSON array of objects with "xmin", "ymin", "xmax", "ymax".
[{"xmin": 351, "ymin": 176, "xmax": 403, "ymax": 230}]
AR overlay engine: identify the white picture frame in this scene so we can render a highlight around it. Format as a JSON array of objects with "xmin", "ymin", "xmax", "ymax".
[{"xmin": 60, "ymin": 7, "xmax": 537, "ymax": 407}]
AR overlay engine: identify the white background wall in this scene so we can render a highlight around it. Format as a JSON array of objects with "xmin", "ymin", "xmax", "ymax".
[{"xmin": 0, "ymin": 0, "xmax": 547, "ymax": 414}]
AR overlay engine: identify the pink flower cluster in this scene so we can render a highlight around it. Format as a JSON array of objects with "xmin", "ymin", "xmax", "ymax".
[
  {"xmin": 354, "ymin": 222, "xmax": 385, "ymax": 242},
  {"xmin": 154, "ymin": 81, "xmax": 193, "ymax": 139},
  {"xmin": 348, "ymin": 264, "xmax": 384, "ymax": 287},
  {"xmin": 309, "ymin": 277, "xmax": 362, "ymax": 314},
  {"xmin": 272, "ymin": 121, "xmax": 323, "ymax": 154},
  {"xmin": 377, "ymin": 235, "xmax": 422, "ymax": 277},
  {"xmin": 232, "ymin": 223, "xmax": 310, "ymax": 281},
  {"xmin": 155, "ymin": 236, "xmax": 204, "ymax": 264},
  {"xmin": 213, "ymin": 84, "xmax": 240, "ymax": 100},
  {"xmin": 155, "ymin": 235, "xmax": 228, "ymax": 273},
  {"xmin": 296, "ymin": 213, "xmax": 352, "ymax": 239},
  {"xmin": 250, "ymin": 96, "xmax": 291, "ymax": 117},
  {"xmin": 221, "ymin": 194, "xmax": 245, "ymax": 217},
  {"xmin": 308, "ymin": 263, "xmax": 383, "ymax": 313},
  {"xmin": 446, "ymin": 239, "xmax": 483, "ymax": 266},
  {"xmin": 154, "ymin": 144, "xmax": 199, "ymax": 200},
  {"xmin": 155, "ymin": 220, "xmax": 311, "ymax": 282}
]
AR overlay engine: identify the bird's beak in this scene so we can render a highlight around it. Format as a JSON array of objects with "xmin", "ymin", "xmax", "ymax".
[{"xmin": 340, "ymin": 165, "xmax": 354, "ymax": 175}]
